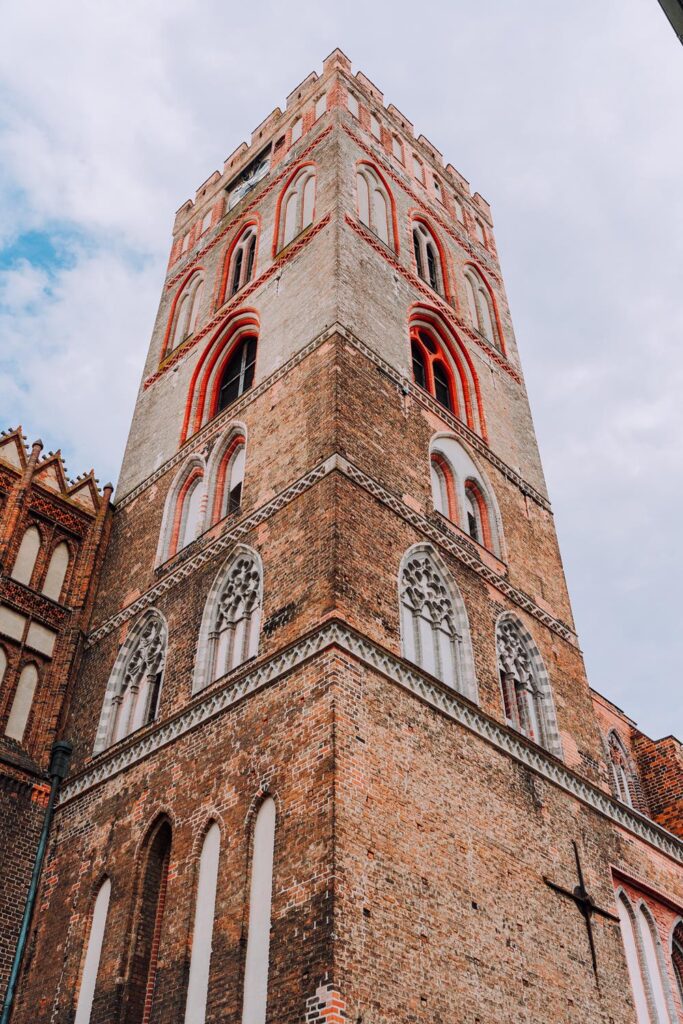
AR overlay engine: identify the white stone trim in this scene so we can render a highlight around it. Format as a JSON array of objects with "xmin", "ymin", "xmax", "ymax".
[
  {"xmin": 87, "ymin": 454, "xmax": 575, "ymax": 650},
  {"xmin": 63, "ymin": 621, "xmax": 683, "ymax": 869}
]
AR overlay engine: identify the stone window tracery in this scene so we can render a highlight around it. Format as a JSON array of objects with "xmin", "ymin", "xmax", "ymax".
[
  {"xmin": 399, "ymin": 546, "xmax": 477, "ymax": 702},
  {"xmin": 95, "ymin": 611, "xmax": 167, "ymax": 752},
  {"xmin": 496, "ymin": 614, "xmax": 561, "ymax": 757},
  {"xmin": 194, "ymin": 547, "xmax": 262, "ymax": 693}
]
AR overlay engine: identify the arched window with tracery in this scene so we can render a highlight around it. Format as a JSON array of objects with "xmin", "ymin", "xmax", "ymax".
[
  {"xmin": 95, "ymin": 611, "xmax": 167, "ymax": 752},
  {"xmin": 158, "ymin": 459, "xmax": 206, "ymax": 564},
  {"xmin": 168, "ymin": 273, "xmax": 205, "ymax": 354},
  {"xmin": 5, "ymin": 663, "xmax": 38, "ymax": 744},
  {"xmin": 399, "ymin": 545, "xmax": 477, "ymax": 702},
  {"xmin": 11, "ymin": 524, "xmax": 41, "ymax": 586},
  {"xmin": 464, "ymin": 266, "xmax": 501, "ymax": 351},
  {"xmin": 194, "ymin": 547, "xmax": 262, "ymax": 693},
  {"xmin": 277, "ymin": 166, "xmax": 316, "ymax": 250},
  {"xmin": 429, "ymin": 437, "xmax": 502, "ymax": 556},
  {"xmin": 356, "ymin": 164, "xmax": 394, "ymax": 249},
  {"xmin": 227, "ymin": 226, "xmax": 257, "ymax": 299},
  {"xmin": 207, "ymin": 433, "xmax": 246, "ymax": 524},
  {"xmin": 42, "ymin": 541, "xmax": 70, "ymax": 602},
  {"xmin": 412, "ymin": 220, "xmax": 445, "ymax": 296},
  {"xmin": 124, "ymin": 820, "xmax": 172, "ymax": 1024},
  {"xmin": 608, "ymin": 731, "xmax": 637, "ymax": 808},
  {"xmin": 408, "ymin": 308, "xmax": 485, "ymax": 437},
  {"xmin": 496, "ymin": 614, "xmax": 561, "ymax": 757}
]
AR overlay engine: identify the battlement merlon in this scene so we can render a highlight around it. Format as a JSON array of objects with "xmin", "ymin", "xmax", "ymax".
[{"xmin": 170, "ymin": 48, "xmax": 491, "ymax": 239}]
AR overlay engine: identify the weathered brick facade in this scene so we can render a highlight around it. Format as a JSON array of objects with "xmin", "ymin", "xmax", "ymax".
[
  {"xmin": 4, "ymin": 48, "xmax": 683, "ymax": 1023},
  {"xmin": 0, "ymin": 430, "xmax": 111, "ymax": 1003}
]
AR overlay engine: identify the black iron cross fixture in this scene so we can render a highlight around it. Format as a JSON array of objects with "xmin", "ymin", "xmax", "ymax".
[{"xmin": 544, "ymin": 841, "xmax": 619, "ymax": 986}]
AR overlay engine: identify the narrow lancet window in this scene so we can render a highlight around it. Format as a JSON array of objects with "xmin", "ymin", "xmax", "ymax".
[
  {"xmin": 241, "ymin": 797, "xmax": 276, "ymax": 1024},
  {"xmin": 184, "ymin": 823, "xmax": 221, "ymax": 1024},
  {"xmin": 74, "ymin": 878, "xmax": 112, "ymax": 1024}
]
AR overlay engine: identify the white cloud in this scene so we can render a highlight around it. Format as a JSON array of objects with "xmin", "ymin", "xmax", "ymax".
[{"xmin": 0, "ymin": 0, "xmax": 681, "ymax": 738}]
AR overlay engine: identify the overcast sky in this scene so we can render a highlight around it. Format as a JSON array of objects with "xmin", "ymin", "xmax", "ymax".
[{"xmin": 0, "ymin": 1, "xmax": 681, "ymax": 739}]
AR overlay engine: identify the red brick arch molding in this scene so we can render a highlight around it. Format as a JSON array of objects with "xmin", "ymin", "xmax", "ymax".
[
  {"xmin": 409, "ymin": 303, "xmax": 488, "ymax": 442},
  {"xmin": 409, "ymin": 211, "xmax": 458, "ymax": 311},
  {"xmin": 159, "ymin": 266, "xmax": 206, "ymax": 364},
  {"xmin": 144, "ymin": 213, "xmax": 331, "ymax": 393},
  {"xmin": 214, "ymin": 214, "xmax": 262, "ymax": 310},
  {"xmin": 464, "ymin": 260, "xmax": 508, "ymax": 358},
  {"xmin": 355, "ymin": 158, "xmax": 401, "ymax": 256},
  {"xmin": 345, "ymin": 214, "xmax": 520, "ymax": 386},
  {"xmin": 180, "ymin": 309, "xmax": 260, "ymax": 443},
  {"xmin": 271, "ymin": 160, "xmax": 318, "ymax": 258}
]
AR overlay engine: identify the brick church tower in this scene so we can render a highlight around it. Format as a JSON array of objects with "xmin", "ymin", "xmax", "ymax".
[{"xmin": 8, "ymin": 49, "xmax": 683, "ymax": 1024}]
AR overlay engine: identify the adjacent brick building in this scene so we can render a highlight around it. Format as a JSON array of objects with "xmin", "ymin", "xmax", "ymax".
[
  {"xmin": 0, "ymin": 430, "xmax": 111, "ymax": 998},
  {"xmin": 3, "ymin": 49, "xmax": 683, "ymax": 1023}
]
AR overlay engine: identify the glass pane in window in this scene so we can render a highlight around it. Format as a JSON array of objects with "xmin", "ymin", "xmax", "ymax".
[
  {"xmin": 411, "ymin": 341, "xmax": 427, "ymax": 390},
  {"xmin": 433, "ymin": 362, "xmax": 452, "ymax": 410}
]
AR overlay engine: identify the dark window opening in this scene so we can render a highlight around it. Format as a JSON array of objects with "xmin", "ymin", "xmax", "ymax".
[
  {"xmin": 426, "ymin": 243, "xmax": 439, "ymax": 292},
  {"xmin": 147, "ymin": 672, "xmax": 163, "ymax": 726},
  {"xmin": 230, "ymin": 249, "xmax": 243, "ymax": 297},
  {"xmin": 432, "ymin": 361, "xmax": 452, "ymax": 410},
  {"xmin": 413, "ymin": 229, "xmax": 424, "ymax": 280},
  {"xmin": 411, "ymin": 340, "xmax": 427, "ymax": 390},
  {"xmin": 418, "ymin": 329, "xmax": 437, "ymax": 354},
  {"xmin": 218, "ymin": 337, "xmax": 257, "ymax": 413},
  {"xmin": 228, "ymin": 482, "xmax": 242, "ymax": 514},
  {"xmin": 245, "ymin": 235, "xmax": 256, "ymax": 283},
  {"xmin": 467, "ymin": 511, "xmax": 479, "ymax": 543}
]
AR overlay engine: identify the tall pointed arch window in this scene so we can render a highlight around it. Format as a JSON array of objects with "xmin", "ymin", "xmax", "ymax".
[
  {"xmin": 95, "ymin": 611, "xmax": 167, "ymax": 751},
  {"xmin": 408, "ymin": 309, "xmax": 486, "ymax": 438},
  {"xmin": 242, "ymin": 797, "xmax": 276, "ymax": 1024},
  {"xmin": 181, "ymin": 310, "xmax": 260, "ymax": 442},
  {"xmin": 74, "ymin": 878, "xmax": 112, "ymax": 1024},
  {"xmin": 496, "ymin": 614, "xmax": 561, "ymax": 756},
  {"xmin": 399, "ymin": 546, "xmax": 477, "ymax": 702},
  {"xmin": 608, "ymin": 731, "xmax": 637, "ymax": 808},
  {"xmin": 194, "ymin": 547, "xmax": 262, "ymax": 693},
  {"xmin": 464, "ymin": 266, "xmax": 501, "ymax": 351},
  {"xmin": 42, "ymin": 541, "xmax": 70, "ymax": 602},
  {"xmin": 208, "ymin": 435, "xmax": 246, "ymax": 523},
  {"xmin": 217, "ymin": 336, "xmax": 257, "ymax": 413},
  {"xmin": 124, "ymin": 821, "xmax": 172, "ymax": 1024},
  {"xmin": 158, "ymin": 459, "xmax": 206, "ymax": 564},
  {"xmin": 277, "ymin": 166, "xmax": 316, "ymax": 250},
  {"xmin": 227, "ymin": 227, "xmax": 257, "ymax": 299},
  {"xmin": 11, "ymin": 525, "xmax": 41, "ymax": 586},
  {"xmin": 5, "ymin": 663, "xmax": 38, "ymax": 743},
  {"xmin": 616, "ymin": 891, "xmax": 677, "ymax": 1024},
  {"xmin": 429, "ymin": 438, "xmax": 501, "ymax": 556},
  {"xmin": 184, "ymin": 823, "xmax": 221, "ymax": 1024},
  {"xmin": 356, "ymin": 164, "xmax": 394, "ymax": 248},
  {"xmin": 412, "ymin": 221, "xmax": 445, "ymax": 295},
  {"xmin": 169, "ymin": 273, "xmax": 205, "ymax": 352}
]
